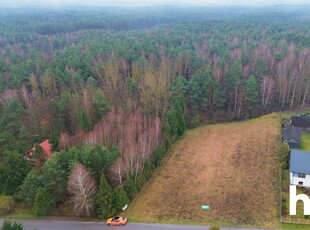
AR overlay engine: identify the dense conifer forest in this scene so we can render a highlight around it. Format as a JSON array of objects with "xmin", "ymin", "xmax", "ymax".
[{"xmin": 1, "ymin": 6, "xmax": 310, "ymax": 217}]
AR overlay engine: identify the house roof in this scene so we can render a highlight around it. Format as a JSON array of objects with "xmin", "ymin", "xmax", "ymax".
[
  {"xmin": 23, "ymin": 140, "xmax": 52, "ymax": 159},
  {"xmin": 290, "ymin": 150, "xmax": 310, "ymax": 174},
  {"xmin": 283, "ymin": 125, "xmax": 301, "ymax": 143},
  {"xmin": 291, "ymin": 115, "xmax": 310, "ymax": 128},
  {"xmin": 40, "ymin": 140, "xmax": 52, "ymax": 158}
]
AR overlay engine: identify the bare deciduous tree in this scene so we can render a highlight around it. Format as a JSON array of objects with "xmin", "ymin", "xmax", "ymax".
[
  {"xmin": 111, "ymin": 158, "xmax": 126, "ymax": 187},
  {"xmin": 67, "ymin": 163, "xmax": 97, "ymax": 216},
  {"xmin": 59, "ymin": 106, "xmax": 162, "ymax": 186},
  {"xmin": 0, "ymin": 88, "xmax": 18, "ymax": 106},
  {"xmin": 260, "ymin": 76, "xmax": 275, "ymax": 109}
]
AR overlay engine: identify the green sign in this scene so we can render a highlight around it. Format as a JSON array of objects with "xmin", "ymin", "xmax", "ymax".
[{"xmin": 201, "ymin": 205, "xmax": 210, "ymax": 210}]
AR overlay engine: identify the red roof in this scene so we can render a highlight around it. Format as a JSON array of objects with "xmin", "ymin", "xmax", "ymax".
[
  {"xmin": 23, "ymin": 140, "xmax": 52, "ymax": 159},
  {"xmin": 40, "ymin": 140, "xmax": 52, "ymax": 158}
]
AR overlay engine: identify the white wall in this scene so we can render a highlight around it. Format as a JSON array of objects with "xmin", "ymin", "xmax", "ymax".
[{"xmin": 290, "ymin": 172, "xmax": 310, "ymax": 188}]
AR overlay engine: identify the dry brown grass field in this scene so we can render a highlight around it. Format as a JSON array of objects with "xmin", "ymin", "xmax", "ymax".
[{"xmin": 126, "ymin": 114, "xmax": 281, "ymax": 226}]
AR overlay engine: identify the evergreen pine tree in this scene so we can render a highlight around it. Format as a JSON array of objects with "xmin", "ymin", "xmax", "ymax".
[
  {"xmin": 34, "ymin": 143, "xmax": 43, "ymax": 157},
  {"xmin": 171, "ymin": 76, "xmax": 188, "ymax": 100},
  {"xmin": 80, "ymin": 111, "xmax": 92, "ymax": 131},
  {"xmin": 49, "ymin": 129, "xmax": 59, "ymax": 152},
  {"xmin": 173, "ymin": 98, "xmax": 186, "ymax": 137},
  {"xmin": 245, "ymin": 75, "xmax": 259, "ymax": 110},
  {"xmin": 123, "ymin": 176, "xmax": 138, "ymax": 201},
  {"xmin": 96, "ymin": 174, "xmax": 115, "ymax": 218},
  {"xmin": 32, "ymin": 187, "xmax": 53, "ymax": 216},
  {"xmin": 1, "ymin": 220, "xmax": 24, "ymax": 230},
  {"xmin": 113, "ymin": 187, "xmax": 129, "ymax": 214},
  {"xmin": 34, "ymin": 143, "xmax": 45, "ymax": 169}
]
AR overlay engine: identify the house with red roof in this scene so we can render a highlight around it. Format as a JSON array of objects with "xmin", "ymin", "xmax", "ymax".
[{"xmin": 23, "ymin": 140, "xmax": 52, "ymax": 164}]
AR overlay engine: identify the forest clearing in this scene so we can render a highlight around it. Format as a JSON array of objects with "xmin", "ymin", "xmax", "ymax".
[{"xmin": 126, "ymin": 114, "xmax": 281, "ymax": 226}]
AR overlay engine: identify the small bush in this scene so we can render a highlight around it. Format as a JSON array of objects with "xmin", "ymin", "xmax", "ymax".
[
  {"xmin": 278, "ymin": 143, "xmax": 290, "ymax": 169},
  {"xmin": 155, "ymin": 146, "xmax": 166, "ymax": 166},
  {"xmin": 123, "ymin": 177, "xmax": 138, "ymax": 201},
  {"xmin": 281, "ymin": 201, "xmax": 289, "ymax": 215},
  {"xmin": 32, "ymin": 188, "xmax": 53, "ymax": 216},
  {"xmin": 304, "ymin": 188, "xmax": 310, "ymax": 196},
  {"xmin": 209, "ymin": 227, "xmax": 220, "ymax": 230},
  {"xmin": 0, "ymin": 196, "xmax": 15, "ymax": 215},
  {"xmin": 1, "ymin": 220, "xmax": 24, "ymax": 230}
]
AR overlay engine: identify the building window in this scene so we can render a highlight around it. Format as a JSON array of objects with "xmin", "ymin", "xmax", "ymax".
[
  {"xmin": 299, "ymin": 181, "xmax": 303, "ymax": 186},
  {"xmin": 298, "ymin": 173, "xmax": 306, "ymax": 178}
]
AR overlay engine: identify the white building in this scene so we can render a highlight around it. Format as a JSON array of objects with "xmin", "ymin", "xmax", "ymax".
[{"xmin": 290, "ymin": 150, "xmax": 310, "ymax": 188}]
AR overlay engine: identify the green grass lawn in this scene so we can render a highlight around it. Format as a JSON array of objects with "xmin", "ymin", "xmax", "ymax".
[
  {"xmin": 301, "ymin": 133, "xmax": 310, "ymax": 151},
  {"xmin": 281, "ymin": 223, "xmax": 310, "ymax": 229}
]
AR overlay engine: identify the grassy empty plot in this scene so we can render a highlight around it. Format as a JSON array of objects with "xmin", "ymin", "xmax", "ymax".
[
  {"xmin": 126, "ymin": 114, "xmax": 281, "ymax": 226},
  {"xmin": 301, "ymin": 133, "xmax": 310, "ymax": 151}
]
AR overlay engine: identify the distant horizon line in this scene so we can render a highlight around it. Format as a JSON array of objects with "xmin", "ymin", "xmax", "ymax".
[{"xmin": 1, "ymin": 3, "xmax": 310, "ymax": 8}]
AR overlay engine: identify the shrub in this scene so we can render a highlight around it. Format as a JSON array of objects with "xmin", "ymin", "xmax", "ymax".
[
  {"xmin": 281, "ymin": 201, "xmax": 289, "ymax": 215},
  {"xmin": 0, "ymin": 196, "xmax": 15, "ymax": 215},
  {"xmin": 154, "ymin": 146, "xmax": 166, "ymax": 166},
  {"xmin": 32, "ymin": 188, "xmax": 53, "ymax": 216},
  {"xmin": 17, "ymin": 169, "xmax": 43, "ymax": 206},
  {"xmin": 123, "ymin": 177, "xmax": 137, "ymax": 201},
  {"xmin": 136, "ymin": 162, "xmax": 154, "ymax": 190},
  {"xmin": 278, "ymin": 143, "xmax": 290, "ymax": 169},
  {"xmin": 1, "ymin": 220, "xmax": 24, "ymax": 230},
  {"xmin": 123, "ymin": 162, "xmax": 154, "ymax": 202},
  {"xmin": 0, "ymin": 153, "xmax": 31, "ymax": 196},
  {"xmin": 209, "ymin": 227, "xmax": 220, "ymax": 230}
]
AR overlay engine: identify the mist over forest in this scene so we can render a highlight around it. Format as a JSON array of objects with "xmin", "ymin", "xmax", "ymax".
[{"xmin": 0, "ymin": 5, "xmax": 309, "ymax": 219}]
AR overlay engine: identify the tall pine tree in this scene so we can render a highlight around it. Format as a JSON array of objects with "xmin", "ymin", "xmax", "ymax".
[
  {"xmin": 32, "ymin": 187, "xmax": 53, "ymax": 216},
  {"xmin": 113, "ymin": 187, "xmax": 129, "ymax": 214},
  {"xmin": 96, "ymin": 174, "xmax": 115, "ymax": 218},
  {"xmin": 245, "ymin": 75, "xmax": 259, "ymax": 110}
]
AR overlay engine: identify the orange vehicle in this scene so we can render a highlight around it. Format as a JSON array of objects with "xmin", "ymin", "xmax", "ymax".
[{"xmin": 106, "ymin": 216, "xmax": 128, "ymax": 226}]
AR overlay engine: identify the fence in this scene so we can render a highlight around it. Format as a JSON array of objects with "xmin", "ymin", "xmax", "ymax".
[{"xmin": 281, "ymin": 216, "xmax": 310, "ymax": 225}]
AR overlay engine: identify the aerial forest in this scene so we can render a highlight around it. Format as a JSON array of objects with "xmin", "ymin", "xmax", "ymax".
[{"xmin": 1, "ymin": 6, "xmax": 310, "ymax": 216}]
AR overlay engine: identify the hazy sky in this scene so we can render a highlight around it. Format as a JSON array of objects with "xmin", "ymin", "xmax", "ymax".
[{"xmin": 1, "ymin": 0, "xmax": 309, "ymax": 7}]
